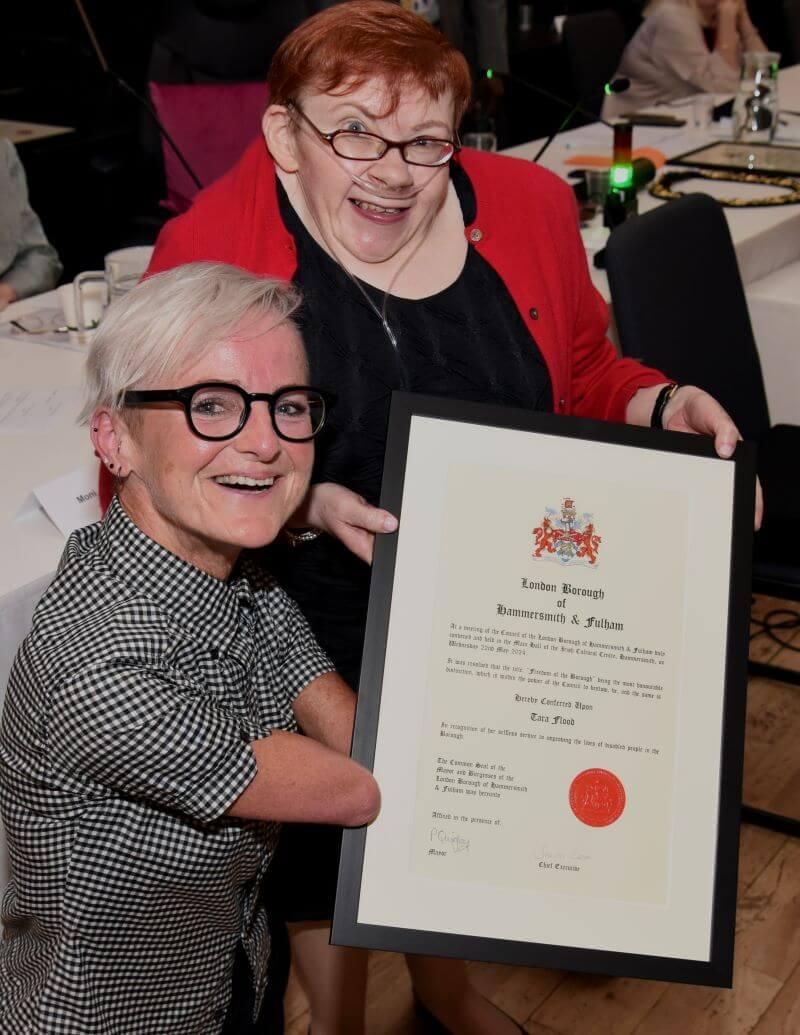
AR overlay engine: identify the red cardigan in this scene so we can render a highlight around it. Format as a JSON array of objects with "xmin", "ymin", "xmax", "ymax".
[{"xmin": 100, "ymin": 140, "xmax": 665, "ymax": 509}]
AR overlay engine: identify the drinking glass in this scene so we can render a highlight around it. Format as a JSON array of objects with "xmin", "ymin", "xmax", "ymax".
[
  {"xmin": 733, "ymin": 52, "xmax": 781, "ymax": 144},
  {"xmin": 462, "ymin": 131, "xmax": 497, "ymax": 152},
  {"xmin": 104, "ymin": 246, "xmax": 154, "ymax": 300}
]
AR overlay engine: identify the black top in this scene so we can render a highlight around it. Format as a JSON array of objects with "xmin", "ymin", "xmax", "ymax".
[{"xmin": 271, "ymin": 164, "xmax": 552, "ymax": 684}]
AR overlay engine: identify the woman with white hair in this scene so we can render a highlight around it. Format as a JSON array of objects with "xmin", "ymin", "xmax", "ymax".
[
  {"xmin": 0, "ymin": 262, "xmax": 380, "ymax": 1034},
  {"xmin": 603, "ymin": 0, "xmax": 767, "ymax": 118}
]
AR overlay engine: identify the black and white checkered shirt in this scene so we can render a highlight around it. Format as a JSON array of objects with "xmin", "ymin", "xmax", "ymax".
[{"xmin": 0, "ymin": 496, "xmax": 334, "ymax": 1033}]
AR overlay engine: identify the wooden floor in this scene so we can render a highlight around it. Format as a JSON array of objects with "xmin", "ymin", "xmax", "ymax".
[{"xmin": 285, "ymin": 595, "xmax": 800, "ymax": 1034}]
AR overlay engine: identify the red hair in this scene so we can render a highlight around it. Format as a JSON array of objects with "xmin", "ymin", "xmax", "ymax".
[{"xmin": 268, "ymin": 0, "xmax": 472, "ymax": 126}]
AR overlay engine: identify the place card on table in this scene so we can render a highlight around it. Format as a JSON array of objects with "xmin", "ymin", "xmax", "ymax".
[{"xmin": 17, "ymin": 464, "xmax": 101, "ymax": 537}]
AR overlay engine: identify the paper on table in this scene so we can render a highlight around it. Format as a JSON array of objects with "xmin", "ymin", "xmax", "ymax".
[
  {"xmin": 16, "ymin": 464, "xmax": 101, "ymax": 537},
  {"xmin": 775, "ymin": 119, "xmax": 800, "ymax": 144},
  {"xmin": 0, "ymin": 119, "xmax": 74, "ymax": 144},
  {"xmin": 0, "ymin": 388, "xmax": 83, "ymax": 434}
]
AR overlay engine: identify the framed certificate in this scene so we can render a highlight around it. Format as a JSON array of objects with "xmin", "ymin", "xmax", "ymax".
[
  {"xmin": 332, "ymin": 394, "xmax": 755, "ymax": 987},
  {"xmin": 670, "ymin": 140, "xmax": 800, "ymax": 177}
]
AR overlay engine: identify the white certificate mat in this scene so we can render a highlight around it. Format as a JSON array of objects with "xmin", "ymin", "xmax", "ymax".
[{"xmin": 332, "ymin": 395, "xmax": 754, "ymax": 988}]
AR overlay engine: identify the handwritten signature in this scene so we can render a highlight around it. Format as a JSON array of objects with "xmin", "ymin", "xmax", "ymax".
[
  {"xmin": 535, "ymin": 844, "xmax": 591, "ymax": 862},
  {"xmin": 429, "ymin": 828, "xmax": 470, "ymax": 853}
]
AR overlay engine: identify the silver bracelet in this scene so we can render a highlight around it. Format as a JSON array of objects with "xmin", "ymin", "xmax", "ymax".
[{"xmin": 283, "ymin": 526, "xmax": 323, "ymax": 546}]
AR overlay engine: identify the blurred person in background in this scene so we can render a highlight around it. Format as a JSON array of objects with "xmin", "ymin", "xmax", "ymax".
[
  {"xmin": 0, "ymin": 140, "xmax": 62, "ymax": 311},
  {"xmin": 603, "ymin": 0, "xmax": 767, "ymax": 117}
]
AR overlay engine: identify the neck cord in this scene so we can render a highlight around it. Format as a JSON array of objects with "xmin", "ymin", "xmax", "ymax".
[{"xmin": 294, "ymin": 169, "xmax": 444, "ymax": 351}]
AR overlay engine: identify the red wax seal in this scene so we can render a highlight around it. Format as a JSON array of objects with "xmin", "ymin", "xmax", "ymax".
[{"xmin": 569, "ymin": 768, "xmax": 626, "ymax": 827}]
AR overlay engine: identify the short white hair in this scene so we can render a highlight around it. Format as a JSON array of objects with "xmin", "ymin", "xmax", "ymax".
[{"xmin": 80, "ymin": 262, "xmax": 303, "ymax": 422}]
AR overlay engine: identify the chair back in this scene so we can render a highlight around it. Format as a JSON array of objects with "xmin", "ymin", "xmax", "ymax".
[
  {"xmin": 148, "ymin": 81, "xmax": 269, "ymax": 213},
  {"xmin": 141, "ymin": 1, "xmax": 307, "ymax": 211},
  {"xmin": 563, "ymin": 10, "xmax": 627, "ymax": 117},
  {"xmin": 605, "ymin": 193, "xmax": 771, "ymax": 443}
]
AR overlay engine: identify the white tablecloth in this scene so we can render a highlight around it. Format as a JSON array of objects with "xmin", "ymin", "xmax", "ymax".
[
  {"xmin": 0, "ymin": 291, "xmax": 92, "ymax": 890},
  {"xmin": 746, "ymin": 260, "xmax": 800, "ymax": 426},
  {"xmin": 0, "ymin": 289, "xmax": 92, "ymax": 656}
]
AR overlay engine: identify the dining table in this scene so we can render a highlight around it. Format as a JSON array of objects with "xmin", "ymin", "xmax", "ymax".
[
  {"xmin": 0, "ymin": 289, "xmax": 94, "ymax": 884},
  {"xmin": 0, "ymin": 291, "xmax": 94, "ymax": 685}
]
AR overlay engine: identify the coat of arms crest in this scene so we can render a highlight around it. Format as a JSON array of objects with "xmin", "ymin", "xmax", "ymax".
[{"xmin": 532, "ymin": 498, "xmax": 601, "ymax": 566}]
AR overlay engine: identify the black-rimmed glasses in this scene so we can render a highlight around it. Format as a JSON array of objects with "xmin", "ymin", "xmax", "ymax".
[
  {"xmin": 288, "ymin": 101, "xmax": 460, "ymax": 167},
  {"xmin": 123, "ymin": 383, "xmax": 334, "ymax": 442}
]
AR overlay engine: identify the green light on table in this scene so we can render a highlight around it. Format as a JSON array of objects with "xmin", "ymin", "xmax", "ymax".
[
  {"xmin": 610, "ymin": 164, "xmax": 634, "ymax": 189},
  {"xmin": 486, "ymin": 68, "xmax": 494, "ymax": 79}
]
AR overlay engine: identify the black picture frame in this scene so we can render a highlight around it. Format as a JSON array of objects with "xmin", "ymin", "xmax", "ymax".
[
  {"xmin": 332, "ymin": 392, "xmax": 755, "ymax": 988},
  {"xmin": 669, "ymin": 140, "xmax": 800, "ymax": 178}
]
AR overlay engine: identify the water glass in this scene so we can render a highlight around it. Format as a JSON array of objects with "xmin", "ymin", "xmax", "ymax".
[
  {"xmin": 733, "ymin": 51, "xmax": 781, "ymax": 144},
  {"xmin": 462, "ymin": 131, "xmax": 497, "ymax": 152},
  {"xmin": 104, "ymin": 246, "xmax": 154, "ymax": 301},
  {"xmin": 58, "ymin": 275, "xmax": 106, "ymax": 346},
  {"xmin": 583, "ymin": 168, "xmax": 610, "ymax": 206},
  {"xmin": 692, "ymin": 94, "xmax": 715, "ymax": 133}
]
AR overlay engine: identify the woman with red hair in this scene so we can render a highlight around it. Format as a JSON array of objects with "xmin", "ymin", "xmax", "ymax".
[{"xmin": 143, "ymin": 3, "xmax": 749, "ymax": 1030}]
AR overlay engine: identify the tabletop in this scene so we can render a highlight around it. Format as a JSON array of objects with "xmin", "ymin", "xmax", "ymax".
[
  {"xmin": 0, "ymin": 120, "xmax": 75, "ymax": 145},
  {"xmin": 502, "ymin": 64, "xmax": 800, "ymax": 298},
  {"xmin": 0, "ymin": 291, "xmax": 93, "ymax": 602}
]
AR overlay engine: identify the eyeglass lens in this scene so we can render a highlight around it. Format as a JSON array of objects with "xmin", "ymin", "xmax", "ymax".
[
  {"xmin": 188, "ymin": 386, "xmax": 325, "ymax": 440},
  {"xmin": 332, "ymin": 133, "xmax": 453, "ymax": 166}
]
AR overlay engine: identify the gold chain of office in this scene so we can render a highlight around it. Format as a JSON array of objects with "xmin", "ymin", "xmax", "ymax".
[{"xmin": 650, "ymin": 168, "xmax": 800, "ymax": 206}]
